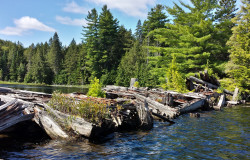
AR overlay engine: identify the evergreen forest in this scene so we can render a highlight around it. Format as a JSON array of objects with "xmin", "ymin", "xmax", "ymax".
[{"xmin": 0, "ymin": 0, "xmax": 249, "ymax": 93}]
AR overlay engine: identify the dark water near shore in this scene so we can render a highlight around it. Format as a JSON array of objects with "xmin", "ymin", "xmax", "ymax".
[
  {"xmin": 1, "ymin": 105, "xmax": 249, "ymax": 160},
  {"xmin": 0, "ymin": 84, "xmax": 89, "ymax": 94}
]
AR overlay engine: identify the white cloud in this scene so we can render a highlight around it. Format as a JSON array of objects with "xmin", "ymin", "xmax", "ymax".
[
  {"xmin": 0, "ymin": 16, "xmax": 56, "ymax": 36},
  {"xmin": 88, "ymin": 0, "xmax": 156, "ymax": 17},
  {"xmin": 63, "ymin": 1, "xmax": 89, "ymax": 14},
  {"xmin": 56, "ymin": 16, "xmax": 87, "ymax": 26}
]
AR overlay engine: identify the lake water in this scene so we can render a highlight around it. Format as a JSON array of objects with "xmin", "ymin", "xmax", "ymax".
[
  {"xmin": 0, "ymin": 84, "xmax": 89, "ymax": 94},
  {"xmin": 0, "ymin": 105, "xmax": 249, "ymax": 160}
]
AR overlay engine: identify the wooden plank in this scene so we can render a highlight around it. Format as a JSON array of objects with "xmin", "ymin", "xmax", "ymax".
[
  {"xmin": 217, "ymin": 94, "xmax": 226, "ymax": 108},
  {"xmin": 0, "ymin": 113, "xmax": 34, "ymax": 132},
  {"xmin": 0, "ymin": 99, "xmax": 17, "ymax": 112},
  {"xmin": 232, "ymin": 87, "xmax": 239, "ymax": 101}
]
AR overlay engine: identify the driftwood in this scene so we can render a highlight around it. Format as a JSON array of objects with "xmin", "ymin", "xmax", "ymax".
[
  {"xmin": 232, "ymin": 87, "xmax": 239, "ymax": 101},
  {"xmin": 151, "ymin": 112, "xmax": 175, "ymax": 124},
  {"xmin": 0, "ymin": 96, "xmax": 34, "ymax": 132},
  {"xmin": 217, "ymin": 94, "xmax": 226, "ymax": 108},
  {"xmin": 135, "ymin": 100, "xmax": 153, "ymax": 130},
  {"xmin": 178, "ymin": 99, "xmax": 205, "ymax": 114},
  {"xmin": 40, "ymin": 103, "xmax": 98, "ymax": 138},
  {"xmin": 189, "ymin": 76, "xmax": 233, "ymax": 95},
  {"xmin": 134, "ymin": 93, "xmax": 178, "ymax": 119},
  {"xmin": 33, "ymin": 106, "xmax": 69, "ymax": 139}
]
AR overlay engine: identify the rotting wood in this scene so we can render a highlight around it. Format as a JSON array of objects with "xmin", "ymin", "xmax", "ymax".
[
  {"xmin": 232, "ymin": 87, "xmax": 239, "ymax": 101},
  {"xmin": 151, "ymin": 112, "xmax": 175, "ymax": 124},
  {"xmin": 134, "ymin": 93, "xmax": 178, "ymax": 119},
  {"xmin": 178, "ymin": 99, "xmax": 205, "ymax": 114},
  {"xmin": 40, "ymin": 103, "xmax": 96, "ymax": 138},
  {"xmin": 135, "ymin": 100, "xmax": 153, "ymax": 130},
  {"xmin": 217, "ymin": 94, "xmax": 226, "ymax": 109},
  {"xmin": 33, "ymin": 106, "xmax": 69, "ymax": 139},
  {"xmin": 189, "ymin": 76, "xmax": 233, "ymax": 95}
]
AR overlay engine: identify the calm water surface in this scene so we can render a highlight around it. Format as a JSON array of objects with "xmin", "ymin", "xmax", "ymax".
[
  {"xmin": 0, "ymin": 84, "xmax": 88, "ymax": 94},
  {"xmin": 0, "ymin": 105, "xmax": 249, "ymax": 160}
]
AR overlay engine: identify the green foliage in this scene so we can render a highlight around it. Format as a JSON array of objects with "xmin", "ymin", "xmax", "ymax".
[
  {"xmin": 165, "ymin": 56, "xmax": 188, "ymax": 93},
  {"xmin": 116, "ymin": 41, "xmax": 149, "ymax": 87},
  {"xmin": 87, "ymin": 77, "xmax": 106, "ymax": 98},
  {"xmin": 48, "ymin": 91, "xmax": 109, "ymax": 124},
  {"xmin": 226, "ymin": 0, "xmax": 250, "ymax": 92},
  {"xmin": 134, "ymin": 81, "xmax": 139, "ymax": 88}
]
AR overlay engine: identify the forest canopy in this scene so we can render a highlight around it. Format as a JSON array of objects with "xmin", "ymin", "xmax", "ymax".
[{"xmin": 0, "ymin": 0, "xmax": 249, "ymax": 92}]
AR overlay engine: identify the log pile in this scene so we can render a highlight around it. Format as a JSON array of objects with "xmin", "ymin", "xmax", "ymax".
[
  {"xmin": 0, "ymin": 87, "xmax": 153, "ymax": 140},
  {"xmin": 186, "ymin": 70, "xmax": 245, "ymax": 108}
]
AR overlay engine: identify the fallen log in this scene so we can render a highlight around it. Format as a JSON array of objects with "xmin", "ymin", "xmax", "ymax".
[
  {"xmin": 178, "ymin": 99, "xmax": 205, "ymax": 114},
  {"xmin": 40, "ymin": 103, "xmax": 95, "ymax": 138},
  {"xmin": 33, "ymin": 106, "xmax": 69, "ymax": 139},
  {"xmin": 189, "ymin": 76, "xmax": 233, "ymax": 95},
  {"xmin": 151, "ymin": 112, "xmax": 175, "ymax": 124},
  {"xmin": 134, "ymin": 93, "xmax": 178, "ymax": 119}
]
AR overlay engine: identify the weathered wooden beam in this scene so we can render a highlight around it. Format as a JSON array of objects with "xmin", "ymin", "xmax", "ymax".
[
  {"xmin": 134, "ymin": 93, "xmax": 178, "ymax": 119},
  {"xmin": 135, "ymin": 100, "xmax": 153, "ymax": 130},
  {"xmin": 151, "ymin": 112, "xmax": 175, "ymax": 124},
  {"xmin": 33, "ymin": 106, "xmax": 69, "ymax": 139},
  {"xmin": 232, "ymin": 87, "xmax": 239, "ymax": 101},
  {"xmin": 0, "ymin": 99, "xmax": 17, "ymax": 112},
  {"xmin": 189, "ymin": 76, "xmax": 233, "ymax": 95},
  {"xmin": 217, "ymin": 94, "xmax": 226, "ymax": 108},
  {"xmin": 0, "ymin": 113, "xmax": 34, "ymax": 132},
  {"xmin": 189, "ymin": 76, "xmax": 219, "ymax": 89},
  {"xmin": 41, "ymin": 103, "xmax": 94, "ymax": 138},
  {"xmin": 178, "ymin": 99, "xmax": 205, "ymax": 114}
]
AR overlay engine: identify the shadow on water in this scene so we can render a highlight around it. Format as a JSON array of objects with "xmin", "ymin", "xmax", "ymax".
[
  {"xmin": 0, "ymin": 84, "xmax": 89, "ymax": 94},
  {"xmin": 0, "ymin": 105, "xmax": 249, "ymax": 159}
]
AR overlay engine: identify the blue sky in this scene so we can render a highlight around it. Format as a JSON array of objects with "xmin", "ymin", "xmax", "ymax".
[{"xmin": 0, "ymin": 0, "xmax": 242, "ymax": 47}]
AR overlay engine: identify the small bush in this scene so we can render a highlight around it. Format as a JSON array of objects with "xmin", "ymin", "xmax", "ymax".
[
  {"xmin": 134, "ymin": 81, "xmax": 139, "ymax": 88},
  {"xmin": 48, "ymin": 91, "xmax": 110, "ymax": 124},
  {"xmin": 87, "ymin": 77, "xmax": 106, "ymax": 98}
]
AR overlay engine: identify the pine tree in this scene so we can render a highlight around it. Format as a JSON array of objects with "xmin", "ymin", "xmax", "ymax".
[
  {"xmin": 213, "ymin": 0, "xmax": 238, "ymax": 60},
  {"xmin": 98, "ymin": 5, "xmax": 120, "ymax": 84},
  {"xmin": 135, "ymin": 20, "xmax": 143, "ymax": 43},
  {"xmin": 116, "ymin": 41, "xmax": 149, "ymax": 87},
  {"xmin": 48, "ymin": 32, "xmax": 62, "ymax": 75},
  {"xmin": 147, "ymin": 0, "xmax": 220, "ymax": 83},
  {"xmin": 226, "ymin": 0, "xmax": 250, "ymax": 92},
  {"xmin": 83, "ymin": 8, "xmax": 100, "ymax": 79}
]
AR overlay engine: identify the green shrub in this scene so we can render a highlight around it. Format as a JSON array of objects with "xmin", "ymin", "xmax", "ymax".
[
  {"xmin": 165, "ymin": 55, "xmax": 188, "ymax": 93},
  {"xmin": 87, "ymin": 77, "xmax": 106, "ymax": 98},
  {"xmin": 48, "ymin": 91, "xmax": 109, "ymax": 124},
  {"xmin": 134, "ymin": 81, "xmax": 139, "ymax": 88}
]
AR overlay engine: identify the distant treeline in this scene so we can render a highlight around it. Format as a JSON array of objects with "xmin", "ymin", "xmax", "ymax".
[{"xmin": 0, "ymin": 0, "xmax": 249, "ymax": 92}]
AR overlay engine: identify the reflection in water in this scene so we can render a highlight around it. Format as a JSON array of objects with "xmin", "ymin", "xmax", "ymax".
[
  {"xmin": 1, "ymin": 105, "xmax": 249, "ymax": 159},
  {"xmin": 0, "ymin": 84, "xmax": 88, "ymax": 94}
]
